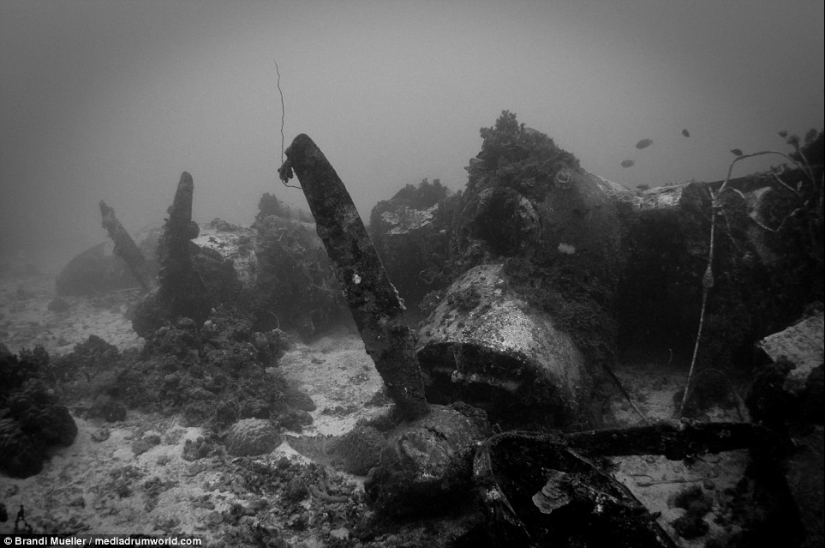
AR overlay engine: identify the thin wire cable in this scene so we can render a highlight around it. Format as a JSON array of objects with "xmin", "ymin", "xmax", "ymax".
[
  {"xmin": 274, "ymin": 60, "xmax": 300, "ymax": 189},
  {"xmin": 274, "ymin": 60, "xmax": 285, "ymax": 164},
  {"xmin": 677, "ymin": 149, "xmax": 815, "ymax": 420}
]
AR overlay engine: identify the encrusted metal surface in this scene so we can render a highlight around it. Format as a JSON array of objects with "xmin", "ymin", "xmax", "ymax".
[{"xmin": 416, "ymin": 264, "xmax": 588, "ymax": 426}]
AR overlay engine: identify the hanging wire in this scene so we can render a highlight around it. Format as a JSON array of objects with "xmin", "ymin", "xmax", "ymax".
[
  {"xmin": 274, "ymin": 60, "xmax": 285, "ymax": 164},
  {"xmin": 677, "ymin": 147, "xmax": 817, "ymax": 420},
  {"xmin": 274, "ymin": 60, "xmax": 299, "ymax": 189}
]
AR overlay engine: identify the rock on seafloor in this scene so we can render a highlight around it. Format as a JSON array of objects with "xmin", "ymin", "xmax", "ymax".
[
  {"xmin": 225, "ymin": 418, "xmax": 282, "ymax": 457},
  {"xmin": 757, "ymin": 309, "xmax": 824, "ymax": 396},
  {"xmin": 364, "ymin": 403, "xmax": 489, "ymax": 516}
]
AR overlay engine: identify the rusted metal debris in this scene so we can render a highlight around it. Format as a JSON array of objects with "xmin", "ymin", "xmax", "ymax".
[
  {"xmin": 475, "ymin": 429, "xmax": 678, "ymax": 548},
  {"xmin": 99, "ymin": 200, "xmax": 155, "ymax": 291},
  {"xmin": 564, "ymin": 421, "xmax": 783, "ymax": 460},
  {"xmin": 474, "ymin": 421, "xmax": 793, "ymax": 547},
  {"xmin": 279, "ymin": 134, "xmax": 429, "ymax": 420}
]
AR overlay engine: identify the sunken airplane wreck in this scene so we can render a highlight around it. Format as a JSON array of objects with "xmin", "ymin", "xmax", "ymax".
[{"xmin": 2, "ymin": 112, "xmax": 822, "ymax": 547}]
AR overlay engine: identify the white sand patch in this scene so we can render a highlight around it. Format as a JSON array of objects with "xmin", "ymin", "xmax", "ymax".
[
  {"xmin": 0, "ymin": 414, "xmax": 226, "ymax": 536},
  {"xmin": 0, "ymin": 263, "xmax": 143, "ymax": 356},
  {"xmin": 277, "ymin": 327, "xmax": 392, "ymax": 437}
]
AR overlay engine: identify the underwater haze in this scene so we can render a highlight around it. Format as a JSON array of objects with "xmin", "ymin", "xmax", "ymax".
[{"xmin": 1, "ymin": 0, "xmax": 823, "ymax": 268}]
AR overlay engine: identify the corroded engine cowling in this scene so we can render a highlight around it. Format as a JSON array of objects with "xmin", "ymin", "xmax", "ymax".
[{"xmin": 416, "ymin": 263, "xmax": 592, "ymax": 429}]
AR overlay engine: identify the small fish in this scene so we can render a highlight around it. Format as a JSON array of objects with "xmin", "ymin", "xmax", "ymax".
[
  {"xmin": 730, "ymin": 148, "xmax": 743, "ymax": 157},
  {"xmin": 682, "ymin": 129, "xmax": 690, "ymax": 137},
  {"xmin": 620, "ymin": 159, "xmax": 634, "ymax": 168},
  {"xmin": 778, "ymin": 130, "xmax": 788, "ymax": 138},
  {"xmin": 635, "ymin": 138, "xmax": 653, "ymax": 149}
]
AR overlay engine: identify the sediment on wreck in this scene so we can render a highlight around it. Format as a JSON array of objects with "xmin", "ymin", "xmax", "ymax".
[
  {"xmin": 99, "ymin": 200, "xmax": 155, "ymax": 291},
  {"xmin": 279, "ymin": 134, "xmax": 429, "ymax": 420},
  {"xmin": 368, "ymin": 179, "xmax": 454, "ymax": 317}
]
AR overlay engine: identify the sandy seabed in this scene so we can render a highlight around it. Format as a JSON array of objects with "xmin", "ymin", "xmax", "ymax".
[{"xmin": 0, "ymin": 254, "xmax": 750, "ymax": 547}]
